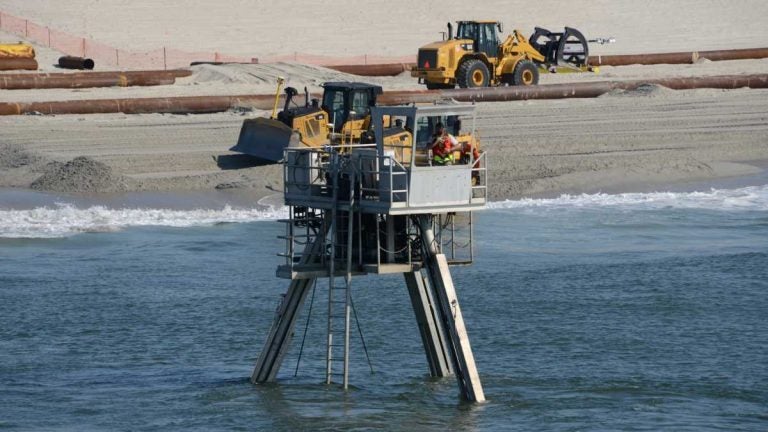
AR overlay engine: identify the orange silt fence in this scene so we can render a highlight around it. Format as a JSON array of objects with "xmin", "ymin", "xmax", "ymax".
[{"xmin": 1, "ymin": 9, "xmax": 416, "ymax": 70}]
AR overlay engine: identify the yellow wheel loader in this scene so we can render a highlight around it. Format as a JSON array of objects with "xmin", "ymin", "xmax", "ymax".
[
  {"xmin": 411, "ymin": 21, "xmax": 593, "ymax": 89},
  {"xmin": 231, "ymin": 81, "xmax": 412, "ymax": 162}
]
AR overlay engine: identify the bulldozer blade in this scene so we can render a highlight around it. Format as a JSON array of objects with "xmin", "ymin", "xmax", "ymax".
[{"xmin": 230, "ymin": 117, "xmax": 300, "ymax": 162}]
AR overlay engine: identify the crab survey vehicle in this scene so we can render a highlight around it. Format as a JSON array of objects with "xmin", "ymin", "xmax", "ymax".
[{"xmin": 251, "ymin": 103, "xmax": 489, "ymax": 402}]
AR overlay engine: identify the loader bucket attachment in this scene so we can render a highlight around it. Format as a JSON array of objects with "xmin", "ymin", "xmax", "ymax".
[
  {"xmin": 530, "ymin": 26, "xmax": 589, "ymax": 68},
  {"xmin": 557, "ymin": 27, "xmax": 589, "ymax": 67},
  {"xmin": 230, "ymin": 117, "xmax": 301, "ymax": 163}
]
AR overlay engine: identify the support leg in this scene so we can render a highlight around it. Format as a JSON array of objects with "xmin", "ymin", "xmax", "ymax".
[
  {"xmin": 404, "ymin": 271, "xmax": 453, "ymax": 377},
  {"xmin": 252, "ymin": 234, "xmax": 326, "ymax": 383},
  {"xmin": 252, "ymin": 277, "xmax": 315, "ymax": 383},
  {"xmin": 417, "ymin": 216, "xmax": 485, "ymax": 402}
]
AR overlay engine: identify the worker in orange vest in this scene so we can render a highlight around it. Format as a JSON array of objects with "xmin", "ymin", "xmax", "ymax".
[{"xmin": 430, "ymin": 123, "xmax": 461, "ymax": 165}]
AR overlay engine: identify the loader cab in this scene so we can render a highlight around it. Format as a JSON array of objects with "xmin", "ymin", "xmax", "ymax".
[
  {"xmin": 321, "ymin": 82, "xmax": 383, "ymax": 133},
  {"xmin": 455, "ymin": 21, "xmax": 501, "ymax": 59}
]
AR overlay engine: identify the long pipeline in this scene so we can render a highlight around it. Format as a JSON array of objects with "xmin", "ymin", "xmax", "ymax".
[
  {"xmin": 1, "ymin": 74, "xmax": 766, "ymax": 116},
  {"xmin": 588, "ymin": 47, "xmax": 768, "ymax": 66},
  {"xmin": 0, "ymin": 69, "xmax": 193, "ymax": 90},
  {"xmin": 378, "ymin": 74, "xmax": 768, "ymax": 105},
  {"xmin": 0, "ymin": 94, "xmax": 282, "ymax": 116},
  {"xmin": 325, "ymin": 63, "xmax": 410, "ymax": 76},
  {"xmin": 323, "ymin": 47, "xmax": 768, "ymax": 76}
]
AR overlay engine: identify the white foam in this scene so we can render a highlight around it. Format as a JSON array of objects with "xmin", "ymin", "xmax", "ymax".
[
  {"xmin": 489, "ymin": 184, "xmax": 768, "ymax": 212},
  {"xmin": 3, "ymin": 185, "xmax": 766, "ymax": 238},
  {"xmin": 0, "ymin": 204, "xmax": 288, "ymax": 238}
]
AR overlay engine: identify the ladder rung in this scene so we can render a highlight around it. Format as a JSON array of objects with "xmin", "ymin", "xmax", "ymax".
[{"xmin": 277, "ymin": 234, "xmax": 314, "ymax": 239}]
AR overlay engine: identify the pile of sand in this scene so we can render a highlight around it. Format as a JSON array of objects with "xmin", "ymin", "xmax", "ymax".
[
  {"xmin": 183, "ymin": 63, "xmax": 419, "ymax": 94},
  {"xmin": 31, "ymin": 156, "xmax": 129, "ymax": 193},
  {"xmin": 0, "ymin": 144, "xmax": 44, "ymax": 169}
]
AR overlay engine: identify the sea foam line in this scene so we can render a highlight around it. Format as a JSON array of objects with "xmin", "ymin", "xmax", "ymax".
[
  {"xmin": 0, "ymin": 204, "xmax": 288, "ymax": 238},
  {"xmin": 490, "ymin": 184, "xmax": 768, "ymax": 211},
  {"xmin": 1, "ymin": 185, "xmax": 766, "ymax": 238}
]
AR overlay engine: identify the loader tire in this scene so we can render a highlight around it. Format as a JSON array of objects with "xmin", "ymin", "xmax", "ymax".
[
  {"xmin": 512, "ymin": 60, "xmax": 539, "ymax": 86},
  {"xmin": 457, "ymin": 59, "xmax": 490, "ymax": 88}
]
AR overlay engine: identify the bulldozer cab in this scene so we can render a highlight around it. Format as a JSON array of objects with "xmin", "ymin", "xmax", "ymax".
[
  {"xmin": 321, "ymin": 82, "xmax": 382, "ymax": 133},
  {"xmin": 231, "ymin": 81, "xmax": 383, "ymax": 162},
  {"xmin": 455, "ymin": 21, "xmax": 502, "ymax": 59}
]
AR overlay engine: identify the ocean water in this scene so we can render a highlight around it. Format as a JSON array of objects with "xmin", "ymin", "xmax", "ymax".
[{"xmin": 1, "ymin": 185, "xmax": 767, "ymax": 431}]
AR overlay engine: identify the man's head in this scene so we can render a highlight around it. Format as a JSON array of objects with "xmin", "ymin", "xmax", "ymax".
[{"xmin": 435, "ymin": 122, "xmax": 445, "ymax": 135}]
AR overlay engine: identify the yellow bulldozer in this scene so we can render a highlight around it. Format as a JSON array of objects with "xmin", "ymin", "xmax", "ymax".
[
  {"xmin": 230, "ymin": 80, "xmax": 481, "ymax": 165},
  {"xmin": 231, "ymin": 81, "xmax": 413, "ymax": 162},
  {"xmin": 412, "ymin": 21, "xmax": 593, "ymax": 89}
]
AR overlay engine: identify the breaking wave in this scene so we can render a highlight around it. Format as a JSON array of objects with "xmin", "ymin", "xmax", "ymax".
[
  {"xmin": 2, "ymin": 185, "xmax": 766, "ymax": 238},
  {"xmin": 0, "ymin": 204, "xmax": 287, "ymax": 238},
  {"xmin": 490, "ymin": 185, "xmax": 768, "ymax": 212}
]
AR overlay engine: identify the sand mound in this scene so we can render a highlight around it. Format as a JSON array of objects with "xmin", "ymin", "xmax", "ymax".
[
  {"xmin": 31, "ymin": 156, "xmax": 129, "ymax": 193},
  {"xmin": 0, "ymin": 144, "xmax": 44, "ymax": 169},
  {"xmin": 182, "ymin": 62, "xmax": 421, "ymax": 93},
  {"xmin": 599, "ymin": 84, "xmax": 675, "ymax": 98},
  {"xmin": 187, "ymin": 63, "xmax": 360, "ymax": 86}
]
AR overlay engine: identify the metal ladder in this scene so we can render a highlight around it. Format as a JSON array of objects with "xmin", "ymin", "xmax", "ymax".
[{"xmin": 325, "ymin": 154, "xmax": 356, "ymax": 388}]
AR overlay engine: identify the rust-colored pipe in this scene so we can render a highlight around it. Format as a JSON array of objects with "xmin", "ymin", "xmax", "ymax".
[
  {"xmin": 0, "ymin": 70, "xmax": 193, "ymax": 90},
  {"xmin": 379, "ymin": 74, "xmax": 768, "ymax": 105},
  {"xmin": 1, "ymin": 74, "xmax": 766, "ymax": 116},
  {"xmin": 589, "ymin": 47, "xmax": 768, "ymax": 66},
  {"xmin": 0, "ymin": 94, "xmax": 283, "ymax": 116},
  {"xmin": 322, "ymin": 48, "xmax": 768, "ymax": 76},
  {"xmin": 0, "ymin": 58, "xmax": 38, "ymax": 71},
  {"xmin": 325, "ymin": 63, "xmax": 410, "ymax": 76}
]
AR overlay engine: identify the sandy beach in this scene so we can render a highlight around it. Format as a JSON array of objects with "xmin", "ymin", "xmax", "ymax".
[
  {"xmin": 3, "ymin": 0, "xmax": 768, "ymax": 57},
  {"xmin": 1, "ymin": 1, "xmax": 768, "ymax": 202}
]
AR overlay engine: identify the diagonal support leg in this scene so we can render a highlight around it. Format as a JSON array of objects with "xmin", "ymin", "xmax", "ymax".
[
  {"xmin": 404, "ymin": 271, "xmax": 453, "ymax": 377},
  {"xmin": 252, "ymin": 233, "xmax": 325, "ymax": 383},
  {"xmin": 417, "ymin": 216, "xmax": 485, "ymax": 402},
  {"xmin": 252, "ymin": 277, "xmax": 315, "ymax": 383}
]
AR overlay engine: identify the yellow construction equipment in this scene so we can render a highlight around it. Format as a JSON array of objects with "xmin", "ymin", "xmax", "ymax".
[
  {"xmin": 231, "ymin": 81, "xmax": 411, "ymax": 162},
  {"xmin": 230, "ymin": 80, "xmax": 482, "ymax": 166},
  {"xmin": 412, "ymin": 21, "xmax": 594, "ymax": 89},
  {"xmin": 0, "ymin": 43, "xmax": 36, "ymax": 59}
]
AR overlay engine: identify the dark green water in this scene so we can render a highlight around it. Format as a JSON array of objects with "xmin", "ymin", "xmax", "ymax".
[{"xmin": 1, "ymin": 187, "xmax": 767, "ymax": 430}]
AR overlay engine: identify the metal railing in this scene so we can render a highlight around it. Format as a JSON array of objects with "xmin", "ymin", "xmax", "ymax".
[
  {"xmin": 470, "ymin": 151, "xmax": 488, "ymax": 202},
  {"xmin": 357, "ymin": 153, "xmax": 409, "ymax": 205},
  {"xmin": 283, "ymin": 148, "xmax": 333, "ymax": 199}
]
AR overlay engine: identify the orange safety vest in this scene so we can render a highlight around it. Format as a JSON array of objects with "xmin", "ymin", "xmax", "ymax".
[{"xmin": 432, "ymin": 135, "xmax": 455, "ymax": 164}]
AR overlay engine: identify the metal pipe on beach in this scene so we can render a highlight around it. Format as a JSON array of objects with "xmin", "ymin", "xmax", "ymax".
[
  {"xmin": 378, "ymin": 74, "xmax": 768, "ymax": 105},
  {"xmin": 326, "ymin": 47, "xmax": 768, "ymax": 76},
  {"xmin": 58, "ymin": 56, "xmax": 96, "ymax": 70},
  {"xmin": 0, "ymin": 57, "xmax": 38, "ymax": 71},
  {"xmin": 0, "ymin": 70, "xmax": 193, "ymax": 90},
  {"xmin": 1, "ymin": 74, "xmax": 766, "ymax": 116},
  {"xmin": 589, "ymin": 47, "xmax": 768, "ymax": 66},
  {"xmin": 0, "ymin": 94, "xmax": 284, "ymax": 116},
  {"xmin": 325, "ymin": 63, "xmax": 410, "ymax": 76}
]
